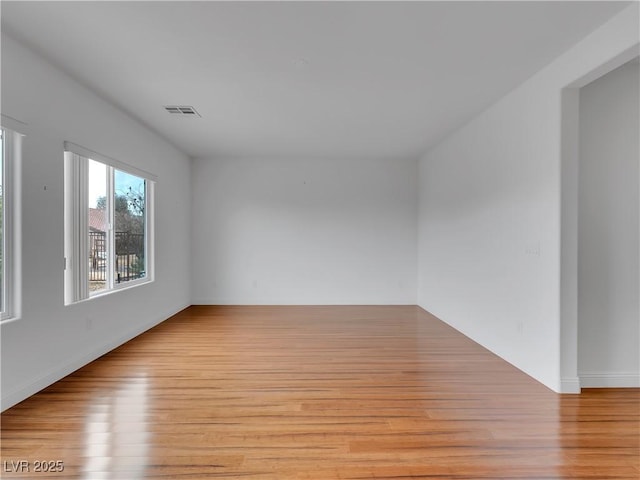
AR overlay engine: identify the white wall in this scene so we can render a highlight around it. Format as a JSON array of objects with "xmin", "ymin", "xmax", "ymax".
[
  {"xmin": 191, "ymin": 157, "xmax": 417, "ymax": 305},
  {"xmin": 1, "ymin": 34, "xmax": 192, "ymax": 410},
  {"xmin": 417, "ymin": 4, "xmax": 639, "ymax": 392},
  {"xmin": 578, "ymin": 60, "xmax": 639, "ymax": 387}
]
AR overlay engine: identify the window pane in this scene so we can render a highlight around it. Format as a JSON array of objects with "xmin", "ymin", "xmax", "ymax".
[
  {"xmin": 88, "ymin": 159, "xmax": 107, "ymax": 293},
  {"xmin": 114, "ymin": 169, "xmax": 146, "ymax": 284}
]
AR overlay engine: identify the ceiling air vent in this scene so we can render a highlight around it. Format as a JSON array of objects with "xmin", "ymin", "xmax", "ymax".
[{"xmin": 164, "ymin": 105, "xmax": 201, "ymax": 117}]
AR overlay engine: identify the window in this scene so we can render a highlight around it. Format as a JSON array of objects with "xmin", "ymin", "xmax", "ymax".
[
  {"xmin": 1, "ymin": 124, "xmax": 23, "ymax": 323},
  {"xmin": 64, "ymin": 143, "xmax": 155, "ymax": 304}
]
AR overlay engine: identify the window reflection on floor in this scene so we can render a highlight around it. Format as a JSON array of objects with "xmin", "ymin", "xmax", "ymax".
[{"xmin": 83, "ymin": 375, "xmax": 149, "ymax": 479}]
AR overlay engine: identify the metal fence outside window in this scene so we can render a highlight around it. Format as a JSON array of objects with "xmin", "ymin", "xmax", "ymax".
[{"xmin": 89, "ymin": 231, "xmax": 145, "ymax": 284}]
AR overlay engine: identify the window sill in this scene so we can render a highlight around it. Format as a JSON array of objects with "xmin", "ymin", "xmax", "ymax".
[
  {"xmin": 0, "ymin": 315, "xmax": 21, "ymax": 326},
  {"xmin": 67, "ymin": 277, "xmax": 154, "ymax": 305}
]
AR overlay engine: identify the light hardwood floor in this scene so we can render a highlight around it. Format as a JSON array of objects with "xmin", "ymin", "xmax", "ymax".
[{"xmin": 1, "ymin": 305, "xmax": 638, "ymax": 479}]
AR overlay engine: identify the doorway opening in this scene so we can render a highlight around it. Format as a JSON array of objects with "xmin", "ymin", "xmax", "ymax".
[{"xmin": 576, "ymin": 58, "xmax": 639, "ymax": 388}]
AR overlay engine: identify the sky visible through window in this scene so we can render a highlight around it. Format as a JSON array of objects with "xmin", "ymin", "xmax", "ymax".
[
  {"xmin": 88, "ymin": 159, "xmax": 144, "ymax": 208},
  {"xmin": 115, "ymin": 169, "xmax": 145, "ymax": 204},
  {"xmin": 88, "ymin": 159, "xmax": 106, "ymax": 208}
]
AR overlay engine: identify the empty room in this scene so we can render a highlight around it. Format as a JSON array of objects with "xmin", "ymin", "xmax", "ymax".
[{"xmin": 1, "ymin": 1, "xmax": 638, "ymax": 479}]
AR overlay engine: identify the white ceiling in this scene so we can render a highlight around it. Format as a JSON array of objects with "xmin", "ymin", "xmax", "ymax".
[{"xmin": 1, "ymin": 1, "xmax": 630, "ymax": 160}]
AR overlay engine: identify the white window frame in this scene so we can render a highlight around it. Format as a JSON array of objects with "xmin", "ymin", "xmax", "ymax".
[
  {"xmin": 64, "ymin": 142, "xmax": 155, "ymax": 305},
  {"xmin": 0, "ymin": 118, "xmax": 25, "ymax": 324}
]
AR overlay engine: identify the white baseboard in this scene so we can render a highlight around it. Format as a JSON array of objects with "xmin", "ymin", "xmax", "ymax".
[
  {"xmin": 560, "ymin": 376, "xmax": 582, "ymax": 393},
  {"xmin": 1, "ymin": 304, "xmax": 189, "ymax": 411},
  {"xmin": 191, "ymin": 299, "xmax": 416, "ymax": 306},
  {"xmin": 579, "ymin": 372, "xmax": 640, "ymax": 388}
]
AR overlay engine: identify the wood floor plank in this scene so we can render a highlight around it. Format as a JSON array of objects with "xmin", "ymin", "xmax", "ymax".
[{"xmin": 1, "ymin": 305, "xmax": 638, "ymax": 479}]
